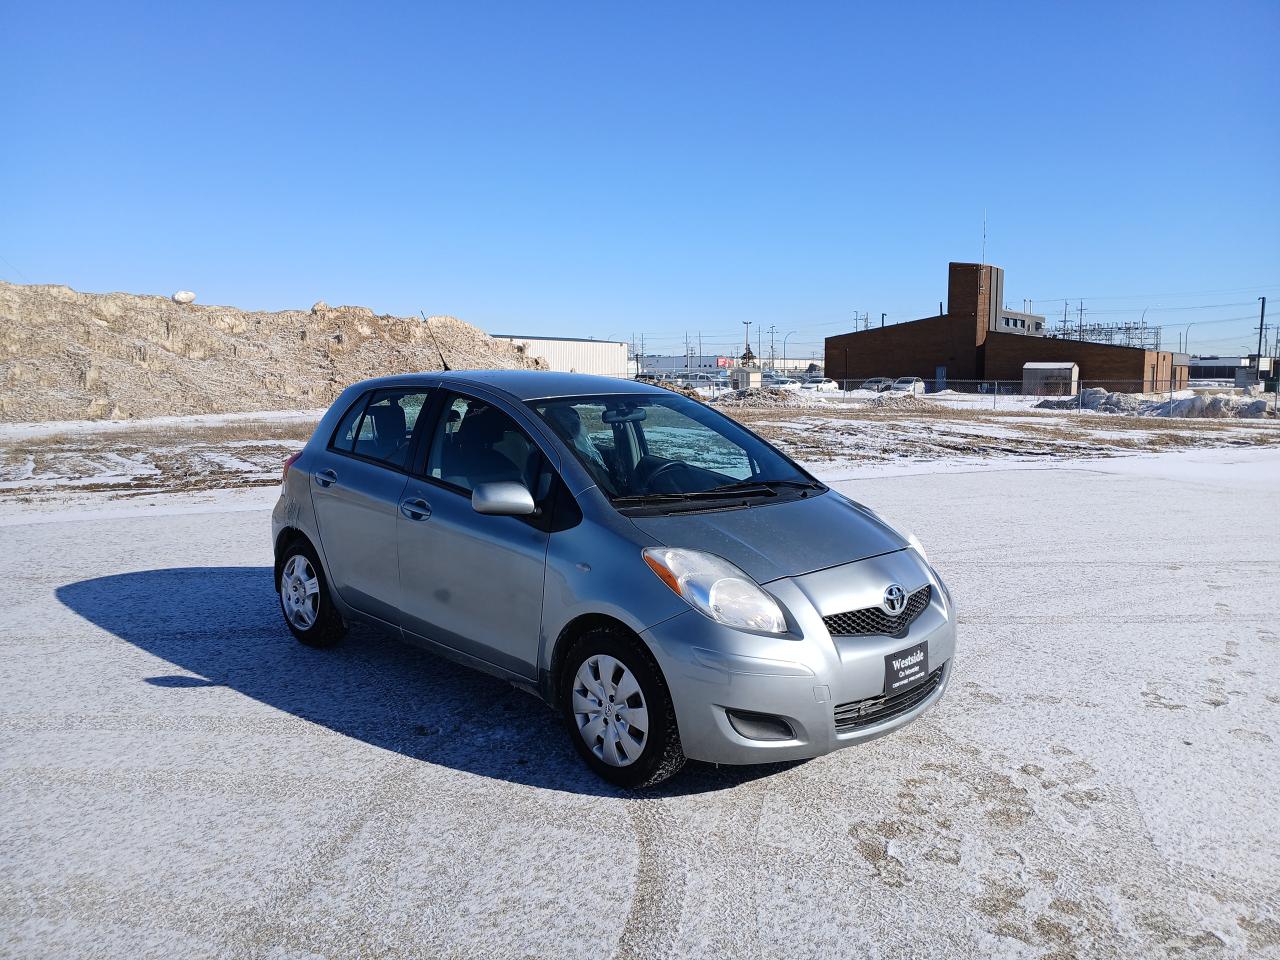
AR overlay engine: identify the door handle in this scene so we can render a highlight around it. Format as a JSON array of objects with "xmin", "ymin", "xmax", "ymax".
[
  {"xmin": 399, "ymin": 498, "xmax": 432, "ymax": 521},
  {"xmin": 313, "ymin": 468, "xmax": 338, "ymax": 488}
]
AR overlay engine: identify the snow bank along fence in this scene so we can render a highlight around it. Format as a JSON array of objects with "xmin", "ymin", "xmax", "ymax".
[{"xmin": 822, "ymin": 379, "xmax": 1280, "ymax": 416}]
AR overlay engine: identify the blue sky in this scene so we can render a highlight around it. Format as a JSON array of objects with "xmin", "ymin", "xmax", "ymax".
[{"xmin": 4, "ymin": 0, "xmax": 1278, "ymax": 359}]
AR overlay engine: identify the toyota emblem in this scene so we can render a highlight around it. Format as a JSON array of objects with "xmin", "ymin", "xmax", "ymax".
[{"xmin": 882, "ymin": 584, "xmax": 907, "ymax": 616}]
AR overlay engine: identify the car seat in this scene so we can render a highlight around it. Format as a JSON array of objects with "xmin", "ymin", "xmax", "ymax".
[
  {"xmin": 443, "ymin": 405, "xmax": 526, "ymax": 488},
  {"xmin": 365, "ymin": 402, "xmax": 408, "ymax": 465}
]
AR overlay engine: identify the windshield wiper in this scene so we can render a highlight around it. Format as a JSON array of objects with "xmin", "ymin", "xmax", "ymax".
[
  {"xmin": 613, "ymin": 485, "xmax": 777, "ymax": 506},
  {"xmin": 613, "ymin": 478, "xmax": 820, "ymax": 507},
  {"xmin": 705, "ymin": 478, "xmax": 823, "ymax": 494}
]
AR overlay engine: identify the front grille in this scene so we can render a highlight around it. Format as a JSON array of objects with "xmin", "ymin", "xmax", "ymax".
[
  {"xmin": 822, "ymin": 585, "xmax": 931, "ymax": 638},
  {"xmin": 833, "ymin": 665, "xmax": 945, "ymax": 732}
]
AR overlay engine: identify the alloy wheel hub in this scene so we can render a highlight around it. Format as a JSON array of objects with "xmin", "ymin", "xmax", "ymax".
[
  {"xmin": 281, "ymin": 555, "xmax": 319, "ymax": 630},
  {"xmin": 571, "ymin": 654, "xmax": 649, "ymax": 767}
]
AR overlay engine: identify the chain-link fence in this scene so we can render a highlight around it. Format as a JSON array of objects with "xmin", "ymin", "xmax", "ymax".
[{"xmin": 644, "ymin": 372, "xmax": 1279, "ymax": 415}]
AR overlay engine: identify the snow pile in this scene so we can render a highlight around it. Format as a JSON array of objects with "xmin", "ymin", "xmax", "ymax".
[
  {"xmin": 712, "ymin": 387, "xmax": 817, "ymax": 408},
  {"xmin": 1036, "ymin": 387, "xmax": 1275, "ymax": 419},
  {"xmin": 865, "ymin": 392, "xmax": 937, "ymax": 410}
]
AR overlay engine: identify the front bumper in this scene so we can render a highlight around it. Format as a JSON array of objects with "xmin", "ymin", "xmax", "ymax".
[{"xmin": 639, "ymin": 549, "xmax": 956, "ymax": 765}]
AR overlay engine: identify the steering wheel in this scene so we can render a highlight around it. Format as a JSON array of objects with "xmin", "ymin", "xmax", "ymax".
[{"xmin": 643, "ymin": 459, "xmax": 685, "ymax": 493}]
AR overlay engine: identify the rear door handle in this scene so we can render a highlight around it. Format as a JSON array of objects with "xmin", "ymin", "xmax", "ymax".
[
  {"xmin": 400, "ymin": 498, "xmax": 432, "ymax": 521},
  {"xmin": 313, "ymin": 468, "xmax": 338, "ymax": 488}
]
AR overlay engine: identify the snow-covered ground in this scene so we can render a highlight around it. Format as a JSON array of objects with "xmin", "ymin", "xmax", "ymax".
[
  {"xmin": 1, "ymin": 442, "xmax": 1277, "ymax": 958},
  {"xmin": 4, "ymin": 404, "xmax": 1277, "ymax": 511}
]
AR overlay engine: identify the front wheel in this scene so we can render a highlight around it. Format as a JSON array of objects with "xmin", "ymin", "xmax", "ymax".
[
  {"xmin": 277, "ymin": 539, "xmax": 346, "ymax": 648},
  {"xmin": 560, "ymin": 627, "xmax": 685, "ymax": 788}
]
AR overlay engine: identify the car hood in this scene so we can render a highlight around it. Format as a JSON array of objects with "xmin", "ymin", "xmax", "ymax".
[{"xmin": 627, "ymin": 489, "xmax": 908, "ymax": 583}]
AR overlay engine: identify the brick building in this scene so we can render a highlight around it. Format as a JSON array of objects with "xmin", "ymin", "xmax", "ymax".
[{"xmin": 825, "ymin": 263, "xmax": 1188, "ymax": 392}]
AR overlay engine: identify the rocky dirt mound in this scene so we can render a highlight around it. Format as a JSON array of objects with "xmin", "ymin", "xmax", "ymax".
[
  {"xmin": 1036, "ymin": 387, "xmax": 1274, "ymax": 419},
  {"xmin": 0, "ymin": 281, "xmax": 544, "ymax": 422}
]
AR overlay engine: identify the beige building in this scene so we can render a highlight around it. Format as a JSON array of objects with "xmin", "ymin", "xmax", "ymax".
[{"xmin": 490, "ymin": 335, "xmax": 632, "ymax": 379}]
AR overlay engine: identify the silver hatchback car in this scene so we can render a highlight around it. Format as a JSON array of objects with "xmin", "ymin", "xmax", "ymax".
[{"xmin": 273, "ymin": 371, "xmax": 955, "ymax": 787}]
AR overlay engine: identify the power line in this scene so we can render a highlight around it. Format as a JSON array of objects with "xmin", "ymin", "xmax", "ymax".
[
  {"xmin": 1028, "ymin": 283, "xmax": 1280, "ymax": 304},
  {"xmin": 0, "ymin": 253, "xmax": 30, "ymax": 283}
]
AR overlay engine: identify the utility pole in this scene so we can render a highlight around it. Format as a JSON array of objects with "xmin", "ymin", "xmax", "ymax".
[
  {"xmin": 742, "ymin": 320, "xmax": 752, "ymax": 366},
  {"xmin": 684, "ymin": 332, "xmax": 690, "ymax": 378},
  {"xmin": 1257, "ymin": 297, "xmax": 1267, "ymax": 365},
  {"xmin": 698, "ymin": 332, "xmax": 703, "ymax": 371},
  {"xmin": 767, "ymin": 325, "xmax": 777, "ymax": 369}
]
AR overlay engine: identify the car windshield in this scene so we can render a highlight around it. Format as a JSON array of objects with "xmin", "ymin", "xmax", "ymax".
[{"xmin": 529, "ymin": 393, "xmax": 817, "ymax": 505}]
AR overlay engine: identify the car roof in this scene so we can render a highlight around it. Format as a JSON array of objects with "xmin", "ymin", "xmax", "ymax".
[{"xmin": 343, "ymin": 369, "xmax": 671, "ymax": 402}]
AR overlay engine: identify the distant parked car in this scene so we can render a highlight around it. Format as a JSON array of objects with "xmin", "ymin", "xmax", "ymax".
[
  {"xmin": 890, "ymin": 377, "xmax": 926, "ymax": 395},
  {"xmin": 762, "ymin": 374, "xmax": 800, "ymax": 391},
  {"xmin": 860, "ymin": 377, "xmax": 894, "ymax": 392},
  {"xmin": 801, "ymin": 377, "xmax": 840, "ymax": 393},
  {"xmin": 673, "ymin": 373, "xmax": 730, "ymax": 392}
]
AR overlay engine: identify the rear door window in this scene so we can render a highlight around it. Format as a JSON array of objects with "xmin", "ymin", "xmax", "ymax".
[{"xmin": 332, "ymin": 388, "xmax": 430, "ymax": 470}]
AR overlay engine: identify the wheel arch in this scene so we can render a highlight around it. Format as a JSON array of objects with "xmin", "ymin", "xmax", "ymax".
[
  {"xmin": 544, "ymin": 613, "xmax": 652, "ymax": 706},
  {"xmin": 273, "ymin": 526, "xmax": 313, "ymax": 590}
]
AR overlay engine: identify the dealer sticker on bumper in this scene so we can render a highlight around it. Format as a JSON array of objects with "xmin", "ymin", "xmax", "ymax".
[{"xmin": 885, "ymin": 641, "xmax": 929, "ymax": 695}]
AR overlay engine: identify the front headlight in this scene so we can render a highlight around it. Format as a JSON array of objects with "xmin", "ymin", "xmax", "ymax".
[
  {"xmin": 642, "ymin": 547, "xmax": 786, "ymax": 634},
  {"xmin": 906, "ymin": 531, "xmax": 929, "ymax": 563}
]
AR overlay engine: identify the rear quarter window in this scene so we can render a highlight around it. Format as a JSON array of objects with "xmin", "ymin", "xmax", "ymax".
[{"xmin": 330, "ymin": 394, "xmax": 370, "ymax": 452}]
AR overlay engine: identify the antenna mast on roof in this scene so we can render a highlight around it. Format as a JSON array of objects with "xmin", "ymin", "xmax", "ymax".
[{"xmin": 419, "ymin": 311, "xmax": 451, "ymax": 371}]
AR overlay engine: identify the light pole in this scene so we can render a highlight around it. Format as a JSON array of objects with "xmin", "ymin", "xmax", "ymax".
[{"xmin": 781, "ymin": 331, "xmax": 796, "ymax": 373}]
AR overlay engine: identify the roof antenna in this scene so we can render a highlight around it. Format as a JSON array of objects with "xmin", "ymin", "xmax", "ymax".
[{"xmin": 420, "ymin": 310, "xmax": 451, "ymax": 371}]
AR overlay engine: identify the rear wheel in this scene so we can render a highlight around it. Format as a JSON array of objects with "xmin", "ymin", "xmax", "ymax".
[
  {"xmin": 560, "ymin": 627, "xmax": 684, "ymax": 788},
  {"xmin": 277, "ymin": 539, "xmax": 345, "ymax": 648}
]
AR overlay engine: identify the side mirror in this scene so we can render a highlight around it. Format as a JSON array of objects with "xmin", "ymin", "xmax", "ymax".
[{"xmin": 471, "ymin": 481, "xmax": 537, "ymax": 516}]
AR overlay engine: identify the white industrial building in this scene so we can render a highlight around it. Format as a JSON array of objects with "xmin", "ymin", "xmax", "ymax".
[
  {"xmin": 640, "ymin": 354, "xmax": 730, "ymax": 376},
  {"xmin": 490, "ymin": 335, "xmax": 632, "ymax": 379},
  {"xmin": 1187, "ymin": 355, "xmax": 1276, "ymax": 385},
  {"xmin": 639, "ymin": 354, "xmax": 820, "ymax": 376}
]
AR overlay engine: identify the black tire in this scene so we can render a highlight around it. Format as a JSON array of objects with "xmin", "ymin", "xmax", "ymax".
[
  {"xmin": 277, "ymin": 537, "xmax": 346, "ymax": 648},
  {"xmin": 559, "ymin": 626, "xmax": 685, "ymax": 789}
]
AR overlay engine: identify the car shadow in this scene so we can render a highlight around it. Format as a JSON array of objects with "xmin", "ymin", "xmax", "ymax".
[{"xmin": 57, "ymin": 567, "xmax": 802, "ymax": 797}]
